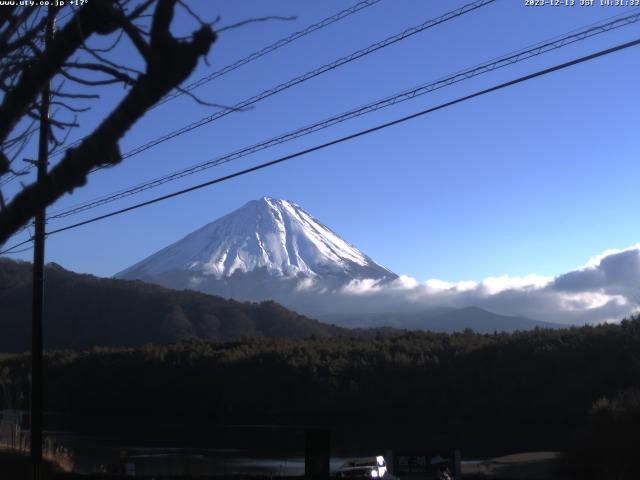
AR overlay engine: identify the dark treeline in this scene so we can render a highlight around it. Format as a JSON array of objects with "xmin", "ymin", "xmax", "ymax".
[{"xmin": 1, "ymin": 319, "xmax": 639, "ymax": 465}]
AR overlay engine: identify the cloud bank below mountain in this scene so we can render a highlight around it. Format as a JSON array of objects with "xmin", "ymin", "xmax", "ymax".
[{"xmin": 335, "ymin": 244, "xmax": 640, "ymax": 325}]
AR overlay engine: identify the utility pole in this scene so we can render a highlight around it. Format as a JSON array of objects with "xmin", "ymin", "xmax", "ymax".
[{"xmin": 31, "ymin": 8, "xmax": 54, "ymax": 480}]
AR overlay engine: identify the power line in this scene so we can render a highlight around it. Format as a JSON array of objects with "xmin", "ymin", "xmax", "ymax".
[
  {"xmin": 7, "ymin": 6, "xmax": 638, "ymax": 193},
  {"xmin": 0, "ymin": 237, "xmax": 34, "ymax": 255},
  {"xmin": 29, "ymin": 37, "xmax": 640, "ymax": 242},
  {"xmin": 117, "ymin": 0, "xmax": 496, "ymax": 161},
  {"xmin": 2, "ymin": 36, "xmax": 638, "ymax": 254},
  {"xmin": 45, "ymin": 10, "xmax": 640, "ymax": 222},
  {"xmin": 45, "ymin": 0, "xmax": 385, "ymax": 160},
  {"xmin": 154, "ymin": 0, "xmax": 384, "ymax": 108},
  {"xmin": 3, "ymin": 0, "xmax": 384, "ymax": 187},
  {"xmin": 63, "ymin": 0, "xmax": 497, "ymax": 171},
  {"xmin": 4, "ymin": 244, "xmax": 33, "ymax": 255}
]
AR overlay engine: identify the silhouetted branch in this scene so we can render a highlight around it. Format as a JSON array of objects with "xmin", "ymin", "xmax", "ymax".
[
  {"xmin": 174, "ymin": 85, "xmax": 252, "ymax": 110},
  {"xmin": 0, "ymin": 0, "xmax": 123, "ymax": 144},
  {"xmin": 62, "ymin": 63, "xmax": 137, "ymax": 85},
  {"xmin": 217, "ymin": 15, "xmax": 297, "ymax": 33},
  {"xmin": 0, "ymin": 0, "xmax": 216, "ymax": 245}
]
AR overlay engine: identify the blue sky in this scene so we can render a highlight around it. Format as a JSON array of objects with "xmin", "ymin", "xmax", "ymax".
[{"xmin": 3, "ymin": 0, "xmax": 640, "ymax": 284}]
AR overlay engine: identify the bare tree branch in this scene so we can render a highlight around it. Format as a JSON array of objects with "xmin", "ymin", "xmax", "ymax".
[
  {"xmin": 174, "ymin": 85, "xmax": 251, "ymax": 110},
  {"xmin": 0, "ymin": 0, "xmax": 123, "ymax": 146},
  {"xmin": 52, "ymin": 91, "xmax": 100, "ymax": 100},
  {"xmin": 62, "ymin": 62, "xmax": 137, "ymax": 85},
  {"xmin": 49, "ymin": 101, "xmax": 90, "ymax": 113},
  {"xmin": 126, "ymin": 0, "xmax": 157, "ymax": 21},
  {"xmin": 49, "ymin": 115, "xmax": 77, "ymax": 150},
  {"xmin": 82, "ymin": 28, "xmax": 125, "ymax": 53},
  {"xmin": 217, "ymin": 15, "xmax": 297, "ymax": 33},
  {"xmin": 0, "ymin": 0, "xmax": 216, "ymax": 245}
]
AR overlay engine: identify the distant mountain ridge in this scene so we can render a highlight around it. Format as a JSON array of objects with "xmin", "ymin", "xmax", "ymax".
[{"xmin": 320, "ymin": 306, "xmax": 561, "ymax": 333}]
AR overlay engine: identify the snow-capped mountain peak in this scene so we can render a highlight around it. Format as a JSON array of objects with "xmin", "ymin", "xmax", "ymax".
[{"xmin": 116, "ymin": 197, "xmax": 395, "ymax": 285}]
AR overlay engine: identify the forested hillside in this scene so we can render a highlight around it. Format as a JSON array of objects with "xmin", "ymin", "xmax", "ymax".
[{"xmin": 0, "ymin": 259, "xmax": 343, "ymax": 351}]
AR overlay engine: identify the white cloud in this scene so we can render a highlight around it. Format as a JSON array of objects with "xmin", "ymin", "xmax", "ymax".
[
  {"xmin": 556, "ymin": 291, "xmax": 620, "ymax": 311},
  {"xmin": 393, "ymin": 275, "xmax": 419, "ymax": 289},
  {"xmin": 479, "ymin": 274, "xmax": 552, "ymax": 295},
  {"xmin": 296, "ymin": 277, "xmax": 317, "ymax": 292},
  {"xmin": 583, "ymin": 243, "xmax": 640, "ymax": 268},
  {"xmin": 423, "ymin": 278, "xmax": 456, "ymax": 292},
  {"xmin": 342, "ymin": 278, "xmax": 384, "ymax": 295},
  {"xmin": 330, "ymin": 244, "xmax": 640, "ymax": 325}
]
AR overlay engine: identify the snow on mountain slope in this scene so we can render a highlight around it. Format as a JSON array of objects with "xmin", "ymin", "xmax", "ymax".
[{"xmin": 116, "ymin": 197, "xmax": 396, "ymax": 288}]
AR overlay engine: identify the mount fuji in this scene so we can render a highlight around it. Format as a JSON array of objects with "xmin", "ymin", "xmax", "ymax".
[{"xmin": 115, "ymin": 197, "xmax": 397, "ymax": 312}]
